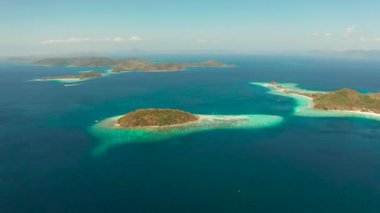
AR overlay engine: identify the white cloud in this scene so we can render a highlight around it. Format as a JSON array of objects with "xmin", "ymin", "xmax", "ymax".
[
  {"xmin": 129, "ymin": 36, "xmax": 143, "ymax": 41},
  {"xmin": 324, "ymin": 32, "xmax": 333, "ymax": 37},
  {"xmin": 196, "ymin": 39, "xmax": 209, "ymax": 43},
  {"xmin": 312, "ymin": 32, "xmax": 320, "ymax": 37},
  {"xmin": 343, "ymin": 25, "xmax": 356, "ymax": 37},
  {"xmin": 40, "ymin": 36, "xmax": 143, "ymax": 44},
  {"xmin": 40, "ymin": 38, "xmax": 91, "ymax": 44},
  {"xmin": 376, "ymin": 38, "xmax": 380, "ymax": 42},
  {"xmin": 112, "ymin": 37, "xmax": 125, "ymax": 42},
  {"xmin": 359, "ymin": 36, "xmax": 368, "ymax": 42}
]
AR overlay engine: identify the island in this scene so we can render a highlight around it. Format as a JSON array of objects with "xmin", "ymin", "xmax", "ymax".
[
  {"xmin": 33, "ymin": 57, "xmax": 115, "ymax": 67},
  {"xmin": 36, "ymin": 72, "xmax": 102, "ymax": 83},
  {"xmin": 32, "ymin": 57, "xmax": 235, "ymax": 73},
  {"xmin": 252, "ymin": 82, "xmax": 380, "ymax": 120},
  {"xmin": 111, "ymin": 60, "xmax": 186, "ymax": 72},
  {"xmin": 31, "ymin": 57, "xmax": 235, "ymax": 83},
  {"xmin": 89, "ymin": 108, "xmax": 284, "ymax": 156},
  {"xmin": 117, "ymin": 109, "xmax": 199, "ymax": 128}
]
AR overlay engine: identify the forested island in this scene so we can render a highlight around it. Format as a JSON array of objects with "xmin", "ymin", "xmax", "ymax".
[
  {"xmin": 90, "ymin": 108, "xmax": 284, "ymax": 155},
  {"xmin": 117, "ymin": 109, "xmax": 199, "ymax": 128},
  {"xmin": 33, "ymin": 57, "xmax": 235, "ymax": 72},
  {"xmin": 270, "ymin": 82, "xmax": 380, "ymax": 115}
]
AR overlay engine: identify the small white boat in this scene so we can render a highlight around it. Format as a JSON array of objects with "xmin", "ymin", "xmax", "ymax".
[{"xmin": 64, "ymin": 84, "xmax": 80, "ymax": 87}]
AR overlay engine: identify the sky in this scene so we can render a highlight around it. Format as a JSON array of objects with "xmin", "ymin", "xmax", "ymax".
[{"xmin": 1, "ymin": 0, "xmax": 380, "ymax": 56}]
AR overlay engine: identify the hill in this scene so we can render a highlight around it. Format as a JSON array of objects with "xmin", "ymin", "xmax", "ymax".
[{"xmin": 117, "ymin": 109, "xmax": 199, "ymax": 128}]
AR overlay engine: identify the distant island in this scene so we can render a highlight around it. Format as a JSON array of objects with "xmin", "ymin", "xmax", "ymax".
[
  {"xmin": 32, "ymin": 57, "xmax": 235, "ymax": 72},
  {"xmin": 36, "ymin": 72, "xmax": 102, "ymax": 83},
  {"xmin": 117, "ymin": 109, "xmax": 199, "ymax": 128},
  {"xmin": 89, "ymin": 108, "xmax": 284, "ymax": 155},
  {"xmin": 305, "ymin": 50, "xmax": 380, "ymax": 61},
  {"xmin": 34, "ymin": 57, "xmax": 115, "ymax": 67},
  {"xmin": 252, "ymin": 82, "xmax": 380, "ymax": 120}
]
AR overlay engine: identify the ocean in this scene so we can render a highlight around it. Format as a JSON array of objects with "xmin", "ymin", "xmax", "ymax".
[{"xmin": 1, "ymin": 55, "xmax": 380, "ymax": 212}]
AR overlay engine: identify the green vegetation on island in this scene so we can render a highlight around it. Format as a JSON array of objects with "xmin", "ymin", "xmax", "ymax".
[
  {"xmin": 117, "ymin": 109, "xmax": 199, "ymax": 128},
  {"xmin": 111, "ymin": 60, "xmax": 185, "ymax": 72},
  {"xmin": 32, "ymin": 57, "xmax": 234, "ymax": 72},
  {"xmin": 268, "ymin": 82, "xmax": 380, "ymax": 115},
  {"xmin": 312, "ymin": 89, "xmax": 380, "ymax": 113},
  {"xmin": 90, "ymin": 111, "xmax": 284, "ymax": 155}
]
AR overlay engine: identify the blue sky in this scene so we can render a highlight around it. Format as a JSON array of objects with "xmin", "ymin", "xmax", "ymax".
[{"xmin": 1, "ymin": 0, "xmax": 380, "ymax": 56}]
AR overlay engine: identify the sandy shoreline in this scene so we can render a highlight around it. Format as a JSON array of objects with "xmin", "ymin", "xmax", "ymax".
[
  {"xmin": 109, "ymin": 115, "xmax": 201, "ymax": 130},
  {"xmin": 89, "ymin": 113, "xmax": 284, "ymax": 155},
  {"xmin": 293, "ymin": 92, "xmax": 380, "ymax": 119},
  {"xmin": 101, "ymin": 114, "xmax": 252, "ymax": 130},
  {"xmin": 31, "ymin": 62, "xmax": 234, "ymax": 84},
  {"xmin": 253, "ymin": 82, "xmax": 380, "ymax": 120},
  {"xmin": 32, "ymin": 78, "xmax": 85, "ymax": 83}
]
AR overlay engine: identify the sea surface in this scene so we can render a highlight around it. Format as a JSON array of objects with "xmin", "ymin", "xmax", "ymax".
[{"xmin": 1, "ymin": 55, "xmax": 380, "ymax": 212}]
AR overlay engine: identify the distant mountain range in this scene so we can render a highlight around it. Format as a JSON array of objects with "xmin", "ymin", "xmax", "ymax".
[
  {"xmin": 2, "ymin": 50, "xmax": 380, "ymax": 63},
  {"xmin": 31, "ymin": 57, "xmax": 234, "ymax": 72},
  {"xmin": 305, "ymin": 50, "xmax": 380, "ymax": 60},
  {"xmin": 33, "ymin": 57, "xmax": 116, "ymax": 67}
]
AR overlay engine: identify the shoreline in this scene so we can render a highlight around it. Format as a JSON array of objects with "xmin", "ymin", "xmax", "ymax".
[
  {"xmin": 89, "ymin": 113, "xmax": 284, "ymax": 155},
  {"xmin": 292, "ymin": 92, "xmax": 380, "ymax": 119},
  {"xmin": 110, "ymin": 115, "xmax": 202, "ymax": 130},
  {"xmin": 30, "ymin": 61, "xmax": 234, "ymax": 83},
  {"xmin": 252, "ymin": 82, "xmax": 380, "ymax": 120},
  {"xmin": 111, "ymin": 68, "xmax": 186, "ymax": 73},
  {"xmin": 32, "ymin": 77, "xmax": 88, "ymax": 83},
  {"xmin": 101, "ymin": 114, "xmax": 253, "ymax": 130}
]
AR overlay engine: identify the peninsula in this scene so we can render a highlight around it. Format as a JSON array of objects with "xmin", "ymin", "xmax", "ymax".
[
  {"xmin": 32, "ymin": 57, "xmax": 235, "ymax": 72},
  {"xmin": 89, "ymin": 108, "xmax": 284, "ymax": 155},
  {"xmin": 270, "ymin": 82, "xmax": 380, "ymax": 114},
  {"xmin": 252, "ymin": 82, "xmax": 380, "ymax": 120}
]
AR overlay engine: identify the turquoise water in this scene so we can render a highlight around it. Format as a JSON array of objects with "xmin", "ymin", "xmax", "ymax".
[
  {"xmin": 1, "ymin": 55, "xmax": 380, "ymax": 212},
  {"xmin": 90, "ymin": 114, "xmax": 284, "ymax": 156},
  {"xmin": 252, "ymin": 82, "xmax": 380, "ymax": 120}
]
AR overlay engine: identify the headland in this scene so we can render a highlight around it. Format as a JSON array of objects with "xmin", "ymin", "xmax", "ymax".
[{"xmin": 252, "ymin": 82, "xmax": 380, "ymax": 120}]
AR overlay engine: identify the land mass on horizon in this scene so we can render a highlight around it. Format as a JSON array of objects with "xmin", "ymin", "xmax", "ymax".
[
  {"xmin": 33, "ymin": 57, "xmax": 235, "ymax": 72},
  {"xmin": 31, "ymin": 57, "xmax": 235, "ymax": 83}
]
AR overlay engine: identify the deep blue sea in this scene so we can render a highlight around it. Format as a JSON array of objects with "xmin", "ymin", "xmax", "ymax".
[{"xmin": 1, "ymin": 55, "xmax": 380, "ymax": 213}]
